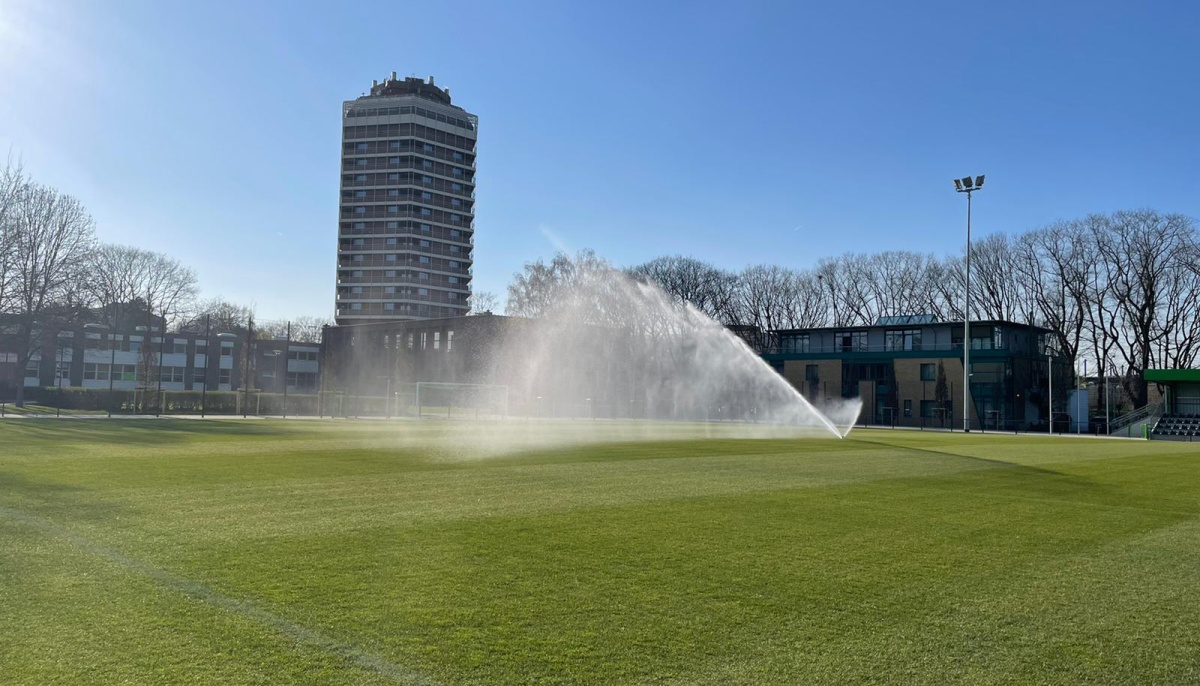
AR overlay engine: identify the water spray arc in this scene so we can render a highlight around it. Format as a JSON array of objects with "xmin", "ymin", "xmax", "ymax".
[{"xmin": 493, "ymin": 267, "xmax": 862, "ymax": 440}]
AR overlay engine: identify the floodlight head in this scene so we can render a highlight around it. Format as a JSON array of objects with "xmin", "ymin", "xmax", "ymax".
[
  {"xmin": 961, "ymin": 176, "xmax": 974, "ymax": 189},
  {"xmin": 975, "ymin": 175, "xmax": 985, "ymax": 188},
  {"xmin": 953, "ymin": 179, "xmax": 963, "ymax": 191}
]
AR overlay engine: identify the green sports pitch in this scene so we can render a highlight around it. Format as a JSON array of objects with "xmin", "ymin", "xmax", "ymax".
[{"xmin": 2, "ymin": 419, "xmax": 1198, "ymax": 685}]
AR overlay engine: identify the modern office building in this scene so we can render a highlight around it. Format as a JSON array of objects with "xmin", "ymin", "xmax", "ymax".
[
  {"xmin": 0, "ymin": 323, "xmax": 321, "ymax": 398},
  {"xmin": 745, "ymin": 316, "xmax": 1072, "ymax": 431},
  {"xmin": 336, "ymin": 73, "xmax": 478, "ymax": 325}
]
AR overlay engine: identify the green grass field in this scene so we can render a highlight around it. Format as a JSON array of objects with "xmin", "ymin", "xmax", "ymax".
[{"xmin": 2, "ymin": 419, "xmax": 1199, "ymax": 685}]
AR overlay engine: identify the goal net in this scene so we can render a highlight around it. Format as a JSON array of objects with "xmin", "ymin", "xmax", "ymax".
[{"xmin": 395, "ymin": 382, "xmax": 509, "ymax": 419}]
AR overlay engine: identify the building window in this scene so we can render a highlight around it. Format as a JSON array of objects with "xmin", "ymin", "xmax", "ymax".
[
  {"xmin": 418, "ymin": 288, "xmax": 429, "ymax": 296},
  {"xmin": 903, "ymin": 400, "xmax": 912, "ymax": 417},
  {"xmin": 386, "ymin": 254, "xmax": 396, "ymax": 262},
  {"xmin": 419, "ymin": 256, "xmax": 431, "ymax": 264},
  {"xmin": 433, "ymin": 331, "xmax": 441, "ymax": 350},
  {"xmin": 386, "ymin": 237, "xmax": 397, "ymax": 245},
  {"xmin": 351, "ymin": 303, "xmax": 362, "ymax": 311},
  {"xmin": 836, "ymin": 331, "xmax": 868, "ymax": 352},
  {"xmin": 350, "ymin": 286, "xmax": 363, "ymax": 294},
  {"xmin": 419, "ymin": 272, "xmax": 429, "ymax": 280},
  {"xmin": 220, "ymin": 344, "xmax": 233, "ymax": 357},
  {"xmin": 920, "ymin": 400, "xmax": 939, "ymax": 419},
  {"xmin": 452, "ymin": 167, "xmax": 463, "ymax": 177},
  {"xmin": 450, "ymin": 245, "xmax": 460, "ymax": 253},
  {"xmin": 83, "ymin": 363, "xmax": 110, "ymax": 381},
  {"xmin": 420, "ymin": 207, "xmax": 431, "ymax": 216},
  {"xmin": 422, "ymin": 160, "xmax": 433, "ymax": 169},
  {"xmin": 193, "ymin": 368, "xmax": 206, "ymax": 384},
  {"xmin": 385, "ymin": 270, "xmax": 396, "ymax": 277},
  {"xmin": 219, "ymin": 369, "xmax": 231, "ymax": 385},
  {"xmin": 448, "ymin": 292, "xmax": 458, "ymax": 300},
  {"xmin": 446, "ymin": 330, "xmax": 454, "ymax": 351},
  {"xmin": 352, "ymin": 255, "xmax": 364, "ymax": 262},
  {"xmin": 780, "ymin": 334, "xmax": 810, "ymax": 354},
  {"xmin": 384, "ymin": 286, "xmax": 395, "ymax": 294},
  {"xmin": 351, "ymin": 270, "xmax": 363, "ymax": 278},
  {"xmin": 384, "ymin": 303, "xmax": 394, "ymax": 311},
  {"xmin": 421, "ymin": 191, "xmax": 432, "ymax": 200},
  {"xmin": 452, "ymin": 183, "xmax": 463, "ymax": 192},
  {"xmin": 420, "ymin": 223, "xmax": 432, "ymax": 233},
  {"xmin": 420, "ymin": 332, "xmax": 427, "ymax": 349},
  {"xmin": 352, "ymin": 238, "xmax": 364, "ymax": 246},
  {"xmin": 805, "ymin": 364, "xmax": 819, "ymax": 382},
  {"xmin": 354, "ymin": 190, "xmax": 366, "ymax": 198},
  {"xmin": 407, "ymin": 333, "xmax": 414, "ymax": 350},
  {"xmin": 920, "ymin": 363, "xmax": 936, "ymax": 382},
  {"xmin": 884, "ymin": 328, "xmax": 921, "ymax": 352},
  {"xmin": 449, "ymin": 276, "xmax": 459, "ymax": 284},
  {"xmin": 171, "ymin": 341, "xmax": 188, "ymax": 354},
  {"xmin": 419, "ymin": 239, "xmax": 430, "ymax": 248}
]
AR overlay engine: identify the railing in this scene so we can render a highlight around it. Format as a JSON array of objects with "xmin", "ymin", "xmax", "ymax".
[
  {"xmin": 1108, "ymin": 400, "xmax": 1165, "ymax": 437},
  {"xmin": 759, "ymin": 341, "xmax": 1015, "ymax": 355}
]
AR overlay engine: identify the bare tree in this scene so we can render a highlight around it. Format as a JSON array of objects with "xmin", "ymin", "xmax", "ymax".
[
  {"xmin": 735, "ymin": 264, "xmax": 794, "ymax": 331},
  {"xmin": 469, "ymin": 290, "xmax": 500, "ymax": 315},
  {"xmin": 628, "ymin": 255, "xmax": 740, "ymax": 325},
  {"xmin": 1016, "ymin": 221, "xmax": 1093, "ymax": 366},
  {"xmin": 253, "ymin": 315, "xmax": 332, "ymax": 343},
  {"xmin": 0, "ymin": 182, "xmax": 96, "ymax": 404},
  {"xmin": 969, "ymin": 234, "xmax": 1025, "ymax": 321},
  {"xmin": 0, "ymin": 158, "xmax": 31, "ymax": 321},
  {"xmin": 778, "ymin": 269, "xmax": 827, "ymax": 329},
  {"xmin": 1094, "ymin": 210, "xmax": 1197, "ymax": 405},
  {"xmin": 178, "ymin": 297, "xmax": 255, "ymax": 335},
  {"xmin": 506, "ymin": 249, "xmax": 610, "ymax": 319},
  {"xmin": 88, "ymin": 244, "xmax": 199, "ymax": 330}
]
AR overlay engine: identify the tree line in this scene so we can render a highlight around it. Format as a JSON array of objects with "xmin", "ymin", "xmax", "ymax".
[
  {"xmin": 507, "ymin": 210, "xmax": 1200, "ymax": 409},
  {"xmin": 1, "ymin": 161, "xmax": 330, "ymax": 402}
]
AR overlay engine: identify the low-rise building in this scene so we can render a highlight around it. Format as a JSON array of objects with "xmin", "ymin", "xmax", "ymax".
[{"xmin": 749, "ymin": 316, "xmax": 1071, "ymax": 430}]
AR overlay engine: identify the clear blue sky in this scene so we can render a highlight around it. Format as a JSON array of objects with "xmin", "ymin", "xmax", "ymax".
[{"xmin": 2, "ymin": 0, "xmax": 1198, "ymax": 321}]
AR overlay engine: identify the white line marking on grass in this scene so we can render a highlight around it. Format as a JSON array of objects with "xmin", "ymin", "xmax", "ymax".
[{"xmin": 0, "ymin": 505, "xmax": 440, "ymax": 685}]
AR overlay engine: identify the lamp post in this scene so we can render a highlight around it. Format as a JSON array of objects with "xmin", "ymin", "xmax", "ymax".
[
  {"xmin": 85, "ymin": 323, "xmax": 115, "ymax": 418},
  {"xmin": 55, "ymin": 335, "xmax": 66, "ymax": 417},
  {"xmin": 1048, "ymin": 349, "xmax": 1053, "ymax": 433},
  {"xmin": 1105, "ymin": 356, "xmax": 1113, "ymax": 435},
  {"xmin": 263, "ymin": 349, "xmax": 283, "ymax": 417},
  {"xmin": 953, "ymin": 174, "xmax": 985, "ymax": 431}
]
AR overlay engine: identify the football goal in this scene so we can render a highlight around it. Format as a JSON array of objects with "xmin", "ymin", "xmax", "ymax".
[{"xmin": 394, "ymin": 382, "xmax": 510, "ymax": 419}]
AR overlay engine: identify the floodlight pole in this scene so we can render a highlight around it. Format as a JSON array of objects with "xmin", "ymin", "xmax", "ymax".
[
  {"xmin": 954, "ymin": 175, "xmax": 984, "ymax": 432},
  {"xmin": 1105, "ymin": 356, "xmax": 1112, "ymax": 435},
  {"xmin": 1048, "ymin": 351, "xmax": 1053, "ymax": 433},
  {"xmin": 963, "ymin": 189, "xmax": 972, "ymax": 431}
]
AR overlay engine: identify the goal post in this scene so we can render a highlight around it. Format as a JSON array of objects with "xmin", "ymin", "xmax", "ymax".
[{"xmin": 397, "ymin": 382, "xmax": 509, "ymax": 419}]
